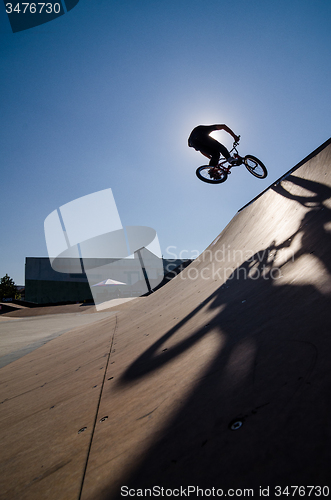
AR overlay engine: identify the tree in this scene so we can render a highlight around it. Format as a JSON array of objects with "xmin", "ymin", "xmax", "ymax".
[{"xmin": 0, "ymin": 274, "xmax": 19, "ymax": 301}]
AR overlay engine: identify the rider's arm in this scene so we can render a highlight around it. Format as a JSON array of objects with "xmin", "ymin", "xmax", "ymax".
[{"xmin": 214, "ymin": 124, "xmax": 240, "ymax": 142}]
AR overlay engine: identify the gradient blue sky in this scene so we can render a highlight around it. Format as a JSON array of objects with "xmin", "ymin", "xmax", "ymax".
[{"xmin": 1, "ymin": 0, "xmax": 330, "ymax": 285}]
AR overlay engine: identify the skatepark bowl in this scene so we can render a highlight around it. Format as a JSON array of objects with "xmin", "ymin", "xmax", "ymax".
[{"xmin": 1, "ymin": 138, "xmax": 331, "ymax": 499}]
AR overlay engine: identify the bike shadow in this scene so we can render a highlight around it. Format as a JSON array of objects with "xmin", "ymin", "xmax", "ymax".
[{"xmin": 271, "ymin": 173, "xmax": 331, "ymax": 275}]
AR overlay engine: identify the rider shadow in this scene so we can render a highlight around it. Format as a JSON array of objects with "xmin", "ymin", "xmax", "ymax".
[{"xmin": 110, "ymin": 225, "xmax": 331, "ymax": 494}]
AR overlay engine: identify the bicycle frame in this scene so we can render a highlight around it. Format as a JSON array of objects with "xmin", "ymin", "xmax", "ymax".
[{"xmin": 216, "ymin": 141, "xmax": 242, "ymax": 172}]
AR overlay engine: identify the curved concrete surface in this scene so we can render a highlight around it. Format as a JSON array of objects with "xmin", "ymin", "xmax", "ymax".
[{"xmin": 1, "ymin": 139, "xmax": 330, "ymax": 499}]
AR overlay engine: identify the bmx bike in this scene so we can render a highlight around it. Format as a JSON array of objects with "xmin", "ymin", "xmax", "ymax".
[{"xmin": 196, "ymin": 137, "xmax": 268, "ymax": 184}]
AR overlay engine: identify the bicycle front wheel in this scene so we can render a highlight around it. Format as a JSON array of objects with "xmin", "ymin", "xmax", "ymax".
[
  {"xmin": 196, "ymin": 166, "xmax": 228, "ymax": 184},
  {"xmin": 244, "ymin": 155, "xmax": 268, "ymax": 178}
]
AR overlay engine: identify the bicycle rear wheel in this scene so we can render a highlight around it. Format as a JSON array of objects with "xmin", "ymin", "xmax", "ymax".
[
  {"xmin": 196, "ymin": 166, "xmax": 228, "ymax": 184},
  {"xmin": 244, "ymin": 155, "xmax": 268, "ymax": 178}
]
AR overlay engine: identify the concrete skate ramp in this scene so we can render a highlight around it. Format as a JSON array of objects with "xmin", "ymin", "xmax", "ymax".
[{"xmin": 1, "ymin": 138, "xmax": 331, "ymax": 499}]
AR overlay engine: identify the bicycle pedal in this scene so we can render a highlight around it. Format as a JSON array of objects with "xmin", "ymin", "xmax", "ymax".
[{"xmin": 208, "ymin": 168, "xmax": 222, "ymax": 179}]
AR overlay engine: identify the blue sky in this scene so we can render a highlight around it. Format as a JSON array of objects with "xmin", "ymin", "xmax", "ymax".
[{"xmin": 1, "ymin": 0, "xmax": 330, "ymax": 285}]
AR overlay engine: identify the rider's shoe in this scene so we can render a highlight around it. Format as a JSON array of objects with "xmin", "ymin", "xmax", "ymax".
[{"xmin": 227, "ymin": 155, "xmax": 243, "ymax": 166}]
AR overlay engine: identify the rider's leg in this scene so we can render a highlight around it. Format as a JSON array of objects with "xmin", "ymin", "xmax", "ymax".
[
  {"xmin": 203, "ymin": 136, "xmax": 231, "ymax": 160},
  {"xmin": 208, "ymin": 151, "xmax": 220, "ymax": 167},
  {"xmin": 199, "ymin": 139, "xmax": 226, "ymax": 166},
  {"xmin": 216, "ymin": 142, "xmax": 231, "ymax": 160},
  {"xmin": 190, "ymin": 136, "xmax": 231, "ymax": 166},
  {"xmin": 198, "ymin": 146, "xmax": 219, "ymax": 166}
]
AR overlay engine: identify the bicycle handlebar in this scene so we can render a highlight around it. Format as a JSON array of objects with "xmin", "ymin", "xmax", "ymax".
[{"xmin": 233, "ymin": 135, "xmax": 240, "ymax": 147}]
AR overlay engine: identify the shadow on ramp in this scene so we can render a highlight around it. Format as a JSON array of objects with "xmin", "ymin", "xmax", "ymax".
[{"xmin": 81, "ymin": 141, "xmax": 331, "ymax": 499}]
